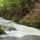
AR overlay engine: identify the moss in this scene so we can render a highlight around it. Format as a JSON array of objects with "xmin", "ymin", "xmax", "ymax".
[{"xmin": 0, "ymin": 26, "xmax": 6, "ymax": 34}]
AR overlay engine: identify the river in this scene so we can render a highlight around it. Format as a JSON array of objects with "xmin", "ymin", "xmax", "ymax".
[
  {"xmin": 0, "ymin": 35, "xmax": 40, "ymax": 40},
  {"xmin": 0, "ymin": 17, "xmax": 40, "ymax": 40}
]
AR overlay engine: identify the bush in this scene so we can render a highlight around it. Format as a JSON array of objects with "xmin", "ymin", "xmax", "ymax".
[{"xmin": 18, "ymin": 13, "xmax": 40, "ymax": 29}]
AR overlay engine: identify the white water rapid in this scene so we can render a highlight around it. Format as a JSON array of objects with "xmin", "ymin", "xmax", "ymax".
[{"xmin": 0, "ymin": 17, "xmax": 40, "ymax": 38}]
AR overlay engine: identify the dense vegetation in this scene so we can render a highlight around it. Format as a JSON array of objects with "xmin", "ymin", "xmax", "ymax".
[{"xmin": 0, "ymin": 0, "xmax": 40, "ymax": 29}]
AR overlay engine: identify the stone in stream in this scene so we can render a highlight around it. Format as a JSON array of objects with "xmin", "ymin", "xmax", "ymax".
[
  {"xmin": 8, "ymin": 27, "xmax": 16, "ymax": 31},
  {"xmin": 0, "ymin": 28, "xmax": 6, "ymax": 34}
]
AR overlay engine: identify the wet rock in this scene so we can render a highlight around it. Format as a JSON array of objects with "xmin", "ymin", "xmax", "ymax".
[
  {"xmin": 0, "ymin": 28, "xmax": 6, "ymax": 34},
  {"xmin": 8, "ymin": 27, "xmax": 16, "ymax": 31}
]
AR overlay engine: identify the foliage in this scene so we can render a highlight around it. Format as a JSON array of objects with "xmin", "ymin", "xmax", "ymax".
[
  {"xmin": 0, "ymin": 0, "xmax": 40, "ymax": 29},
  {"xmin": 18, "ymin": 13, "xmax": 40, "ymax": 29}
]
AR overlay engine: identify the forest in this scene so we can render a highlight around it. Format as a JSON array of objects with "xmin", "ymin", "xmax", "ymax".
[{"xmin": 0, "ymin": 0, "xmax": 40, "ymax": 29}]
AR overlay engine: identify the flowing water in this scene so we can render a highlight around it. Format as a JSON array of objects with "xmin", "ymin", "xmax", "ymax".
[
  {"xmin": 0, "ymin": 17, "xmax": 40, "ymax": 40},
  {"xmin": 0, "ymin": 35, "xmax": 40, "ymax": 40}
]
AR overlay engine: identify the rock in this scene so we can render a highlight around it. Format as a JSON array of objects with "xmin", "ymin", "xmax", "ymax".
[{"xmin": 0, "ymin": 28, "xmax": 6, "ymax": 34}]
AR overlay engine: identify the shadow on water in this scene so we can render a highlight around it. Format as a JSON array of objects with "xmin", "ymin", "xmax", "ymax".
[{"xmin": 0, "ymin": 35, "xmax": 40, "ymax": 40}]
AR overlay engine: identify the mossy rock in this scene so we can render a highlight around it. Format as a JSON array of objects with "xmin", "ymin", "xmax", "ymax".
[{"xmin": 0, "ymin": 28, "xmax": 6, "ymax": 34}]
